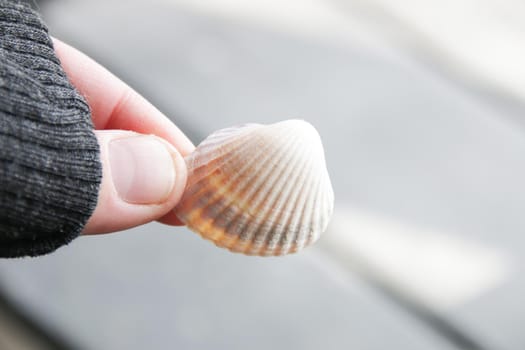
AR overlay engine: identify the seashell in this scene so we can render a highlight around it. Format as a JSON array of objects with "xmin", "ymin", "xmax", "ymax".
[{"xmin": 174, "ymin": 119, "xmax": 334, "ymax": 256}]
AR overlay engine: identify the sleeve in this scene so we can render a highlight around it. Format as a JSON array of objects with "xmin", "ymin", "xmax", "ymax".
[{"xmin": 0, "ymin": 0, "xmax": 102, "ymax": 257}]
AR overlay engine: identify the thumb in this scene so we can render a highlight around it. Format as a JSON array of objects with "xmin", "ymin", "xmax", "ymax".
[{"xmin": 83, "ymin": 130, "xmax": 188, "ymax": 234}]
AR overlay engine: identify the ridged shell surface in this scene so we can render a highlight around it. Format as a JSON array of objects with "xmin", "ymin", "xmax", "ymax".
[{"xmin": 174, "ymin": 119, "xmax": 334, "ymax": 256}]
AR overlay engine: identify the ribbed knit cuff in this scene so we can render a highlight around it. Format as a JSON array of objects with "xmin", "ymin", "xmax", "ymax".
[{"xmin": 0, "ymin": 1, "xmax": 102, "ymax": 257}]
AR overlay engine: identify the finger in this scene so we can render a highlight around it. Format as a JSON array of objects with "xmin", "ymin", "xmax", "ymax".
[
  {"xmin": 157, "ymin": 208, "xmax": 185, "ymax": 226},
  {"xmin": 83, "ymin": 130, "xmax": 187, "ymax": 234},
  {"xmin": 52, "ymin": 38, "xmax": 195, "ymax": 156},
  {"xmin": 53, "ymin": 38, "xmax": 194, "ymax": 228}
]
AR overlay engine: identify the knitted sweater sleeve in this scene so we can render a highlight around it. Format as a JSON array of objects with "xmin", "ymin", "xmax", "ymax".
[{"xmin": 0, "ymin": 1, "xmax": 102, "ymax": 257}]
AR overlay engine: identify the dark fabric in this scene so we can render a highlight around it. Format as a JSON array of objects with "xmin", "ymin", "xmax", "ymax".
[{"xmin": 0, "ymin": 0, "xmax": 101, "ymax": 257}]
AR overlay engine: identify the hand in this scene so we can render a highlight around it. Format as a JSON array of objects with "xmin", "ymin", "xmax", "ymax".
[{"xmin": 53, "ymin": 38, "xmax": 195, "ymax": 234}]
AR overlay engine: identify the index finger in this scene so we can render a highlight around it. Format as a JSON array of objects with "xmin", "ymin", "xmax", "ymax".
[{"xmin": 52, "ymin": 38, "xmax": 195, "ymax": 156}]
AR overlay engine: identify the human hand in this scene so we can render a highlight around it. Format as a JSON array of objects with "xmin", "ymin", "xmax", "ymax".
[{"xmin": 53, "ymin": 39, "xmax": 195, "ymax": 234}]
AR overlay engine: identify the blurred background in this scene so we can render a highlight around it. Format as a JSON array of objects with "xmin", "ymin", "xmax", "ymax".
[{"xmin": 1, "ymin": 0, "xmax": 525, "ymax": 349}]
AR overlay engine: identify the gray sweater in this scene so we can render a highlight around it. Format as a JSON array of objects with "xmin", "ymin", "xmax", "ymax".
[{"xmin": 0, "ymin": 0, "xmax": 102, "ymax": 257}]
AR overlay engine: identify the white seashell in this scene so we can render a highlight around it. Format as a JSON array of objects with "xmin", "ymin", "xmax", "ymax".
[{"xmin": 174, "ymin": 119, "xmax": 334, "ymax": 256}]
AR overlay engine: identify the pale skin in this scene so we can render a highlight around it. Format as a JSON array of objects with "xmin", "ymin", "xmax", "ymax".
[{"xmin": 52, "ymin": 38, "xmax": 196, "ymax": 234}]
